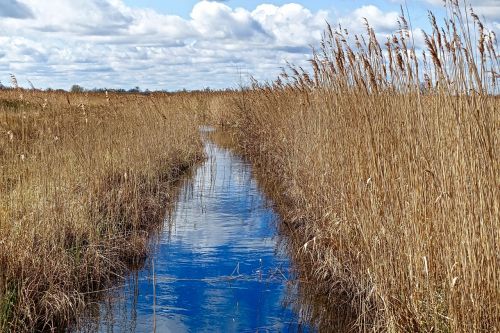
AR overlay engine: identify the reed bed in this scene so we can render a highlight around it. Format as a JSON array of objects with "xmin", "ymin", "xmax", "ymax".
[
  {"xmin": 0, "ymin": 90, "xmax": 203, "ymax": 331},
  {"xmin": 221, "ymin": 2, "xmax": 499, "ymax": 332},
  {"xmin": 0, "ymin": 1, "xmax": 497, "ymax": 331}
]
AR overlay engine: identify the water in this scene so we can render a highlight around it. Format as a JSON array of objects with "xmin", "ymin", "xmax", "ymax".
[{"xmin": 85, "ymin": 130, "xmax": 312, "ymax": 332}]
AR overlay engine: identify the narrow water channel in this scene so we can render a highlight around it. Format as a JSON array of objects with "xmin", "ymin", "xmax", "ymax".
[{"xmin": 83, "ymin": 129, "xmax": 313, "ymax": 332}]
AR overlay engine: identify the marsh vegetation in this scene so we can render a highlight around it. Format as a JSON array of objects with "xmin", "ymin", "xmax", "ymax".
[
  {"xmin": 0, "ymin": 1, "xmax": 498, "ymax": 332},
  {"xmin": 222, "ymin": 3, "xmax": 499, "ymax": 331},
  {"xmin": 0, "ymin": 91, "xmax": 203, "ymax": 331}
]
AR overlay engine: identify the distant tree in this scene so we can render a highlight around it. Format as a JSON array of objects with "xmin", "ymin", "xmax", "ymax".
[
  {"xmin": 70, "ymin": 84, "xmax": 85, "ymax": 93},
  {"xmin": 128, "ymin": 86, "xmax": 141, "ymax": 93}
]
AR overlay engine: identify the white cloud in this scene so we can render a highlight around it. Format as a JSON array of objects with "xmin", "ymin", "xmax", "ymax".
[
  {"xmin": 339, "ymin": 5, "xmax": 400, "ymax": 33},
  {"xmin": 252, "ymin": 4, "xmax": 328, "ymax": 46},
  {"xmin": 191, "ymin": 1, "xmax": 266, "ymax": 39},
  {"xmin": 0, "ymin": 1, "xmax": 447, "ymax": 90}
]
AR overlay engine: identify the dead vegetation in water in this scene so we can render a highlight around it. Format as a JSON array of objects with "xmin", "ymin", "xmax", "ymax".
[
  {"xmin": 0, "ymin": 89, "xmax": 203, "ymax": 331},
  {"xmin": 218, "ymin": 2, "xmax": 498, "ymax": 332}
]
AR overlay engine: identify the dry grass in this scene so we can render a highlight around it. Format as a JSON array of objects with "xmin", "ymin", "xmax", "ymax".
[
  {"xmin": 0, "ymin": 1, "xmax": 497, "ymax": 331},
  {"xmin": 219, "ymin": 2, "xmax": 499, "ymax": 332},
  {"xmin": 0, "ymin": 90, "xmax": 203, "ymax": 331}
]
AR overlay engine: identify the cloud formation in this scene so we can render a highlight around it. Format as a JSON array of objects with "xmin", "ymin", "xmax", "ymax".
[
  {"xmin": 0, "ymin": 0, "xmax": 497, "ymax": 90},
  {"xmin": 1, "ymin": 0, "xmax": 333, "ymax": 89},
  {"xmin": 336, "ymin": 5, "xmax": 400, "ymax": 34}
]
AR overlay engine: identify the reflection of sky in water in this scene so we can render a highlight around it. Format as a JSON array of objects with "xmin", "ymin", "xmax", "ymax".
[{"xmin": 94, "ymin": 140, "xmax": 312, "ymax": 332}]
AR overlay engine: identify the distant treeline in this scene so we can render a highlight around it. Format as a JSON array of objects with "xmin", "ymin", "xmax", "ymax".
[{"xmin": 0, "ymin": 82, "xmax": 235, "ymax": 95}]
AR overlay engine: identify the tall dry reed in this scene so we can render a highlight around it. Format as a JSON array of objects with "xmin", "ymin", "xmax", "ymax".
[
  {"xmin": 225, "ymin": 2, "xmax": 499, "ymax": 331},
  {"xmin": 0, "ymin": 89, "xmax": 203, "ymax": 331}
]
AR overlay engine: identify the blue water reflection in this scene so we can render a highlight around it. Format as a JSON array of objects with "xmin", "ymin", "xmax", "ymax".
[{"xmin": 95, "ymin": 137, "xmax": 311, "ymax": 332}]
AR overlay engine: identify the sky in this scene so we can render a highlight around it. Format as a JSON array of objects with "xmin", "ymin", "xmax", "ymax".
[{"xmin": 0, "ymin": 0, "xmax": 498, "ymax": 91}]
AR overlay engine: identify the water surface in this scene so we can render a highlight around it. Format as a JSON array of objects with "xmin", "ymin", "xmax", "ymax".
[{"xmin": 87, "ymin": 130, "xmax": 312, "ymax": 332}]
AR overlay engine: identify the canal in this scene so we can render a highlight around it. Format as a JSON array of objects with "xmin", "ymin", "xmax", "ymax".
[{"xmin": 80, "ymin": 129, "xmax": 313, "ymax": 332}]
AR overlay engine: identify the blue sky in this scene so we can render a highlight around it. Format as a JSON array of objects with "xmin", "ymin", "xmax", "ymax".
[{"xmin": 0, "ymin": 0, "xmax": 498, "ymax": 91}]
